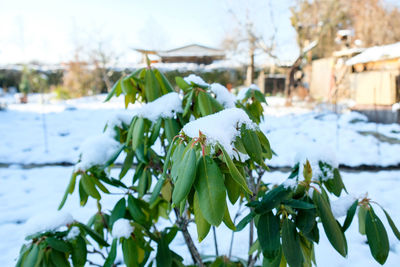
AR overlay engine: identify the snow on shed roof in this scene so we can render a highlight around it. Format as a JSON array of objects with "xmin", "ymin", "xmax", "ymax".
[
  {"xmin": 346, "ymin": 42, "xmax": 400, "ymax": 65},
  {"xmin": 157, "ymin": 44, "xmax": 225, "ymax": 57}
]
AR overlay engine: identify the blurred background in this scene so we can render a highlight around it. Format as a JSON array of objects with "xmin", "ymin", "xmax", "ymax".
[
  {"xmin": 2, "ymin": 1, "xmax": 400, "ymax": 266},
  {"xmin": 1, "ymin": 0, "xmax": 399, "ymax": 122}
]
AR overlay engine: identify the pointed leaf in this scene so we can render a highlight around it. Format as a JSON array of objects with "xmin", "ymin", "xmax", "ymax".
[
  {"xmin": 194, "ymin": 156, "xmax": 226, "ymax": 226},
  {"xmin": 366, "ymin": 207, "xmax": 389, "ymax": 264}
]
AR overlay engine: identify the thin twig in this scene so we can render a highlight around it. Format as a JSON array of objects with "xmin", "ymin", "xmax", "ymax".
[
  {"xmin": 87, "ymin": 259, "xmax": 102, "ymax": 267},
  {"xmin": 88, "ymin": 249, "xmax": 107, "ymax": 260},
  {"xmin": 212, "ymin": 226, "xmax": 219, "ymax": 256},
  {"xmin": 229, "ymin": 203, "xmax": 243, "ymax": 259}
]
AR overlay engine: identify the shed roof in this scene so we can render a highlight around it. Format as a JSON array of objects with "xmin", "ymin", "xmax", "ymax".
[
  {"xmin": 157, "ymin": 44, "xmax": 225, "ymax": 57},
  {"xmin": 346, "ymin": 42, "xmax": 400, "ymax": 65}
]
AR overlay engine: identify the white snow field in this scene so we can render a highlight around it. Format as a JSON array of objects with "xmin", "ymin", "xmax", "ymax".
[
  {"xmin": 1, "ymin": 93, "xmax": 400, "ymax": 266},
  {"xmin": 1, "ymin": 94, "xmax": 400, "ymax": 167}
]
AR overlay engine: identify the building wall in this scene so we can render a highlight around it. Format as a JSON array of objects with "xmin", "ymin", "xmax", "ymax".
[
  {"xmin": 349, "ymin": 70, "xmax": 398, "ymax": 105},
  {"xmin": 310, "ymin": 57, "xmax": 334, "ymax": 101}
]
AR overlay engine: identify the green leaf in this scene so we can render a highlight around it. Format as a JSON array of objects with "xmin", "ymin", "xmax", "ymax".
[
  {"xmin": 219, "ymin": 144, "xmax": 252, "ymax": 195},
  {"xmin": 144, "ymin": 69, "xmax": 162, "ymax": 102},
  {"xmin": 235, "ymin": 212, "xmax": 255, "ymax": 232},
  {"xmin": 197, "ymin": 90, "xmax": 213, "ymax": 116},
  {"xmin": 110, "ymin": 198, "xmax": 126, "ymax": 227},
  {"xmin": 164, "ymin": 118, "xmax": 180, "ymax": 143},
  {"xmin": 283, "ymin": 199, "xmax": 315, "ymax": 209},
  {"xmin": 282, "ymin": 219, "xmax": 304, "ymax": 267},
  {"xmin": 295, "ymin": 208, "xmax": 316, "ymax": 235},
  {"xmin": 126, "ymin": 117, "xmax": 137, "ymax": 146},
  {"xmin": 366, "ymin": 207, "xmax": 389, "ymax": 265},
  {"xmin": 71, "ymin": 236, "xmax": 87, "ymax": 267},
  {"xmin": 105, "ymin": 79, "xmax": 120, "ymax": 102},
  {"xmin": 380, "ymin": 207, "xmax": 400, "ymax": 241},
  {"xmin": 342, "ymin": 200, "xmax": 358, "ymax": 232},
  {"xmin": 77, "ymin": 222, "xmax": 109, "ymax": 247},
  {"xmin": 223, "ymin": 204, "xmax": 236, "ymax": 231},
  {"xmin": 193, "ymin": 191, "xmax": 211, "ymax": 242},
  {"xmin": 175, "ymin": 77, "xmax": 190, "ymax": 91},
  {"xmin": 81, "ymin": 174, "xmax": 101, "ymax": 200},
  {"xmin": 58, "ymin": 172, "xmax": 78, "ymax": 210},
  {"xmin": 78, "ymin": 179, "xmax": 88, "ymax": 206},
  {"xmin": 262, "ymin": 247, "xmax": 282, "ymax": 267},
  {"xmin": 131, "ymin": 117, "xmax": 145, "ymax": 151},
  {"xmin": 120, "ymin": 151, "xmax": 134, "ymax": 179},
  {"xmin": 172, "ymin": 148, "xmax": 197, "ymax": 206},
  {"xmin": 138, "ymin": 169, "xmax": 151, "ymax": 197},
  {"xmin": 46, "ymin": 237, "xmax": 71, "ymax": 253},
  {"xmin": 358, "ymin": 205, "xmax": 368, "ymax": 235},
  {"xmin": 92, "ymin": 177, "xmax": 110, "ymax": 194},
  {"xmin": 104, "ymin": 239, "xmax": 118, "ymax": 267},
  {"xmin": 241, "ymin": 125, "xmax": 264, "ymax": 165},
  {"xmin": 103, "ymin": 145, "xmax": 125, "ymax": 168},
  {"xmin": 49, "ymin": 250, "xmax": 70, "ymax": 267},
  {"xmin": 256, "ymin": 130, "xmax": 272, "ymax": 159},
  {"xmin": 149, "ymin": 118, "xmax": 162, "ymax": 145},
  {"xmin": 127, "ymin": 195, "xmax": 147, "ymax": 226},
  {"xmin": 122, "ymin": 77, "xmax": 134, "ymax": 95},
  {"xmin": 224, "ymin": 173, "xmax": 240, "ymax": 204},
  {"xmin": 254, "ymin": 186, "xmax": 290, "ymax": 214},
  {"xmin": 155, "ymin": 69, "xmax": 174, "ymax": 94},
  {"xmin": 156, "ymin": 236, "xmax": 172, "ymax": 267},
  {"xmin": 194, "ymin": 156, "xmax": 226, "ymax": 226},
  {"xmin": 257, "ymin": 212, "xmax": 280, "ymax": 259},
  {"xmin": 24, "ymin": 244, "xmax": 39, "ymax": 267},
  {"xmin": 122, "ymin": 238, "xmax": 139, "ymax": 267},
  {"xmin": 313, "ymin": 191, "xmax": 347, "ymax": 257},
  {"xmin": 183, "ymin": 90, "xmax": 194, "ymax": 117}
]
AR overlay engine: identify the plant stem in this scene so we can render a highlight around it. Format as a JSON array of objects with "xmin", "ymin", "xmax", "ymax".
[
  {"xmin": 248, "ymin": 219, "xmax": 254, "ymax": 265},
  {"xmin": 212, "ymin": 226, "xmax": 219, "ymax": 256},
  {"xmin": 174, "ymin": 208, "xmax": 204, "ymax": 267},
  {"xmin": 229, "ymin": 203, "xmax": 242, "ymax": 259}
]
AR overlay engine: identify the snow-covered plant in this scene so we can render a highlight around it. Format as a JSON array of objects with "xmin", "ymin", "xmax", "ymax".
[{"xmin": 16, "ymin": 66, "xmax": 400, "ymax": 267}]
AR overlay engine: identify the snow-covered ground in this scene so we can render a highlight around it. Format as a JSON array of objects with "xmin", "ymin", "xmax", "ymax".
[
  {"xmin": 1, "ymin": 94, "xmax": 400, "ymax": 266},
  {"xmin": 1, "ymin": 94, "xmax": 400, "ymax": 167}
]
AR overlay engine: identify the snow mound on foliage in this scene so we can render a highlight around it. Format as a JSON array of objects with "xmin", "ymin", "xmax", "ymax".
[
  {"xmin": 210, "ymin": 83, "xmax": 236, "ymax": 108},
  {"xmin": 295, "ymin": 146, "xmax": 338, "ymax": 181},
  {"xmin": 25, "ymin": 211, "xmax": 74, "ymax": 235},
  {"xmin": 66, "ymin": 226, "xmax": 80, "ymax": 240},
  {"xmin": 182, "ymin": 108, "xmax": 255, "ymax": 157},
  {"xmin": 237, "ymin": 84, "xmax": 260, "ymax": 100},
  {"xmin": 136, "ymin": 92, "xmax": 182, "ymax": 122},
  {"xmin": 75, "ymin": 134, "xmax": 122, "ymax": 171},
  {"xmin": 331, "ymin": 195, "xmax": 357, "ymax": 218},
  {"xmin": 184, "ymin": 74, "xmax": 208, "ymax": 87},
  {"xmin": 112, "ymin": 218, "xmax": 133, "ymax": 239},
  {"xmin": 105, "ymin": 112, "xmax": 133, "ymax": 137}
]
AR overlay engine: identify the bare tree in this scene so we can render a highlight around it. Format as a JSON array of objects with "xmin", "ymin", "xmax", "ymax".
[{"xmin": 221, "ymin": 0, "xmax": 278, "ymax": 86}]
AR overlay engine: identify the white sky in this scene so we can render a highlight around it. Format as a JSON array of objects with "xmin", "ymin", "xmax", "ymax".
[{"xmin": 0, "ymin": 0, "xmax": 301, "ymax": 65}]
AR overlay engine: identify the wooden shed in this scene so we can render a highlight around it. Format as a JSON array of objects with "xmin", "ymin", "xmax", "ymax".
[
  {"xmin": 346, "ymin": 42, "xmax": 400, "ymax": 123},
  {"xmin": 346, "ymin": 42, "xmax": 400, "ymax": 106}
]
